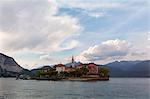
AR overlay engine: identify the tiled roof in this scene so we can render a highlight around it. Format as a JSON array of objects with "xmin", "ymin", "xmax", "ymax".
[{"xmin": 54, "ymin": 64, "xmax": 65, "ymax": 67}]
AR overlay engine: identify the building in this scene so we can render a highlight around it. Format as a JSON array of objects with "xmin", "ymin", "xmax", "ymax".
[
  {"xmin": 75, "ymin": 63, "xmax": 84, "ymax": 69},
  {"xmin": 42, "ymin": 66, "xmax": 52, "ymax": 73},
  {"xmin": 64, "ymin": 67, "xmax": 76, "ymax": 73},
  {"xmin": 41, "ymin": 66, "xmax": 52, "ymax": 78},
  {"xmin": 71, "ymin": 56, "xmax": 75, "ymax": 67},
  {"xmin": 86, "ymin": 63, "xmax": 98, "ymax": 74},
  {"xmin": 54, "ymin": 64, "xmax": 65, "ymax": 73}
]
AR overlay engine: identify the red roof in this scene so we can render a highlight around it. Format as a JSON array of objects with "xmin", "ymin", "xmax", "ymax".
[{"xmin": 54, "ymin": 64, "xmax": 65, "ymax": 67}]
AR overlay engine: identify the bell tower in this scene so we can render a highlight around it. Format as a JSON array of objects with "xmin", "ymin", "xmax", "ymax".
[
  {"xmin": 71, "ymin": 56, "xmax": 75, "ymax": 67},
  {"xmin": 71, "ymin": 56, "xmax": 74, "ymax": 63}
]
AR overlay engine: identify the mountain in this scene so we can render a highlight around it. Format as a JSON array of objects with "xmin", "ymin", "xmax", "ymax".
[
  {"xmin": 0, "ymin": 53, "xmax": 28, "ymax": 77},
  {"xmin": 127, "ymin": 60, "xmax": 150, "ymax": 77},
  {"xmin": 105, "ymin": 60, "xmax": 150, "ymax": 77}
]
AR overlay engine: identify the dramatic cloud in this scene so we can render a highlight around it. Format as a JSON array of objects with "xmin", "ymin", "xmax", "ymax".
[
  {"xmin": 0, "ymin": 0, "xmax": 148, "ymax": 69},
  {"xmin": 0, "ymin": 0, "xmax": 82, "ymax": 53},
  {"xmin": 77, "ymin": 39, "xmax": 131, "ymax": 62}
]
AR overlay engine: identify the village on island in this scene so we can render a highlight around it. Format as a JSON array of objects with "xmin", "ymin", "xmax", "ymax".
[{"xmin": 18, "ymin": 56, "xmax": 109, "ymax": 81}]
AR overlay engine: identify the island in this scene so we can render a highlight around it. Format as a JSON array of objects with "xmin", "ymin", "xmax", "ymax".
[{"xmin": 19, "ymin": 56, "xmax": 109, "ymax": 81}]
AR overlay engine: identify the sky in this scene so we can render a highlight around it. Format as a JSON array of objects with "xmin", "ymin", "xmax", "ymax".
[{"xmin": 0, "ymin": 0, "xmax": 149, "ymax": 69}]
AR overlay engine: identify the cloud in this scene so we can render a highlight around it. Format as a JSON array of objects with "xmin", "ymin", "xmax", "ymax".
[
  {"xmin": 0, "ymin": 0, "xmax": 82, "ymax": 53},
  {"xmin": 58, "ymin": 0, "xmax": 123, "ymax": 10},
  {"xmin": 39, "ymin": 39, "xmax": 79, "ymax": 60},
  {"xmin": 57, "ymin": 0, "xmax": 122, "ymax": 18},
  {"xmin": 39, "ymin": 54, "xmax": 69, "ymax": 66},
  {"xmin": 86, "ymin": 12, "xmax": 105, "ymax": 18},
  {"xmin": 59, "ymin": 40, "xmax": 79, "ymax": 50},
  {"xmin": 76, "ymin": 39, "xmax": 131, "ymax": 62},
  {"xmin": 81, "ymin": 10, "xmax": 105, "ymax": 18},
  {"xmin": 148, "ymin": 32, "xmax": 150, "ymax": 41},
  {"xmin": 40, "ymin": 54, "xmax": 52, "ymax": 61},
  {"xmin": 58, "ymin": 0, "xmax": 148, "ymax": 10}
]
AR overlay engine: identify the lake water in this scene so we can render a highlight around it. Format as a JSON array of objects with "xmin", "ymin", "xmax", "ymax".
[{"xmin": 0, "ymin": 78, "xmax": 149, "ymax": 99}]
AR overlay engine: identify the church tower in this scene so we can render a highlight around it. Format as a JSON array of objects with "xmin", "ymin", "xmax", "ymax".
[
  {"xmin": 71, "ymin": 56, "xmax": 75, "ymax": 67},
  {"xmin": 71, "ymin": 56, "xmax": 75, "ymax": 63}
]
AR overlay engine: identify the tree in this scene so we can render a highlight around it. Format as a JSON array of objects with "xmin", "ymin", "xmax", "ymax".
[
  {"xmin": 35, "ymin": 68, "xmax": 58, "ymax": 78},
  {"xmin": 75, "ymin": 69, "xmax": 82, "ymax": 77},
  {"xmin": 74, "ymin": 66, "xmax": 89, "ymax": 77},
  {"xmin": 81, "ymin": 66, "xmax": 89, "ymax": 75},
  {"xmin": 69, "ymin": 71, "xmax": 76, "ymax": 77},
  {"xmin": 99, "ymin": 67, "xmax": 109, "ymax": 77},
  {"xmin": 34, "ymin": 70, "xmax": 42, "ymax": 77}
]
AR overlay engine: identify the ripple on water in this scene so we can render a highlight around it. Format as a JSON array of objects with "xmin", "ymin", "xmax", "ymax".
[{"xmin": 0, "ymin": 78, "xmax": 149, "ymax": 99}]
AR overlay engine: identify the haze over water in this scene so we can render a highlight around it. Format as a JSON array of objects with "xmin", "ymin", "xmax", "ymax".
[{"xmin": 0, "ymin": 78, "xmax": 149, "ymax": 99}]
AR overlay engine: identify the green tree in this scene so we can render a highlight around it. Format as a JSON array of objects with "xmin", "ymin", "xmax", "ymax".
[
  {"xmin": 34, "ymin": 68, "xmax": 58, "ymax": 78},
  {"xmin": 69, "ymin": 71, "xmax": 76, "ymax": 77},
  {"xmin": 74, "ymin": 66, "xmax": 89, "ymax": 77},
  {"xmin": 75, "ymin": 69, "xmax": 82, "ymax": 77},
  {"xmin": 34, "ymin": 70, "xmax": 42, "ymax": 77},
  {"xmin": 99, "ymin": 67, "xmax": 109, "ymax": 77},
  {"xmin": 81, "ymin": 66, "xmax": 89, "ymax": 75}
]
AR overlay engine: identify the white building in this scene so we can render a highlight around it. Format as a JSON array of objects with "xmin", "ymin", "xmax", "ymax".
[{"xmin": 55, "ymin": 64, "xmax": 65, "ymax": 73}]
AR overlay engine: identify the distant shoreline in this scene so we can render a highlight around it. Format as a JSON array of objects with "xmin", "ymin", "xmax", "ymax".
[
  {"xmin": 35, "ymin": 77, "xmax": 109, "ymax": 81},
  {"xmin": 0, "ymin": 77, "xmax": 149, "ymax": 78}
]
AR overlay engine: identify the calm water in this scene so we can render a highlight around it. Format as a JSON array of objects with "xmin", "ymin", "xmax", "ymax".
[{"xmin": 0, "ymin": 78, "xmax": 149, "ymax": 99}]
